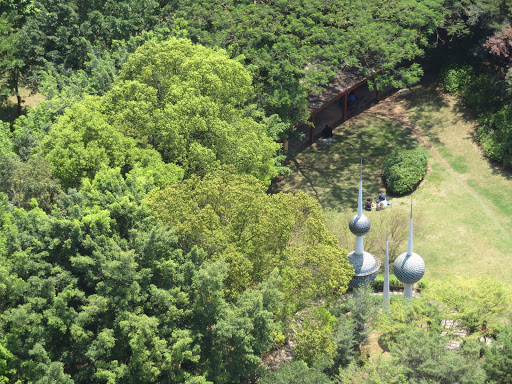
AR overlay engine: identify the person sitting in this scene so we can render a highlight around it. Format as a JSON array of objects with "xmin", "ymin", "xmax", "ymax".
[
  {"xmin": 376, "ymin": 192, "xmax": 386, "ymax": 203},
  {"xmin": 365, "ymin": 198, "xmax": 373, "ymax": 211},
  {"xmin": 348, "ymin": 91, "xmax": 356, "ymax": 105},
  {"xmin": 323, "ymin": 124, "xmax": 333, "ymax": 138}
]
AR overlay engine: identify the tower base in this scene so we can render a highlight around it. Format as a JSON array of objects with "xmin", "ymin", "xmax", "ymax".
[{"xmin": 404, "ymin": 284, "xmax": 414, "ymax": 299}]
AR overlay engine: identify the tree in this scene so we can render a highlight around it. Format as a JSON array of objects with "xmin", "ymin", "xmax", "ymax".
[
  {"xmin": 146, "ymin": 169, "xmax": 353, "ymax": 310},
  {"xmin": 1, "ymin": 156, "xmax": 61, "ymax": 212},
  {"xmin": 337, "ymin": 357, "xmax": 408, "ymax": 384},
  {"xmin": 421, "ymin": 276, "xmax": 512, "ymax": 334},
  {"xmin": 376, "ymin": 296, "xmax": 445, "ymax": 350},
  {"xmin": 40, "ymin": 96, "xmax": 133, "ymax": 189},
  {"xmin": 40, "ymin": 96, "xmax": 183, "ymax": 190},
  {"xmin": 292, "ymin": 306, "xmax": 338, "ymax": 366},
  {"xmin": 0, "ymin": 14, "xmax": 25, "ymax": 115},
  {"xmin": 170, "ymin": 0, "xmax": 445, "ymax": 126},
  {"xmin": 391, "ymin": 329, "xmax": 486, "ymax": 384},
  {"xmin": 1, "ymin": 86, "xmax": 289, "ymax": 381},
  {"xmin": 104, "ymin": 38, "xmax": 281, "ymax": 182},
  {"xmin": 483, "ymin": 326, "xmax": 512, "ymax": 383},
  {"xmin": 259, "ymin": 361, "xmax": 333, "ymax": 384},
  {"xmin": 327, "ymin": 285, "xmax": 384, "ymax": 373},
  {"xmin": 485, "ymin": 25, "xmax": 512, "ymax": 60},
  {"xmin": 0, "ymin": 167, "xmax": 294, "ymax": 383}
]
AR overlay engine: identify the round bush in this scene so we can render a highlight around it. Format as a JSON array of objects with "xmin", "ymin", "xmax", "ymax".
[{"xmin": 383, "ymin": 149, "xmax": 427, "ymax": 195}]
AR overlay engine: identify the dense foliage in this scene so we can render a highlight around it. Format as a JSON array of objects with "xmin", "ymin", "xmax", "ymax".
[
  {"xmin": 2, "ymin": 0, "xmax": 512, "ymax": 382},
  {"xmin": 0, "ymin": 32, "xmax": 356, "ymax": 382},
  {"xmin": 383, "ymin": 149, "xmax": 428, "ymax": 195},
  {"xmin": 146, "ymin": 169, "xmax": 352, "ymax": 311},
  {"xmin": 112, "ymin": 38, "xmax": 282, "ymax": 182},
  {"xmin": 432, "ymin": 0, "xmax": 512, "ymax": 168},
  {"xmin": 483, "ymin": 327, "xmax": 512, "ymax": 382},
  {"xmin": 0, "ymin": 168, "xmax": 352, "ymax": 382},
  {"xmin": 263, "ymin": 277, "xmax": 512, "ymax": 384},
  {"xmin": 1, "ymin": 0, "xmax": 449, "ymax": 129},
  {"xmin": 371, "ymin": 274, "xmax": 404, "ymax": 292},
  {"xmin": 441, "ymin": 65, "xmax": 512, "ymax": 166},
  {"xmin": 168, "ymin": 0, "xmax": 446, "ymax": 126}
]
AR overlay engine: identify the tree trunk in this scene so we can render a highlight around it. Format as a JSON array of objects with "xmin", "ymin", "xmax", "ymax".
[{"xmin": 15, "ymin": 72, "xmax": 22, "ymax": 116}]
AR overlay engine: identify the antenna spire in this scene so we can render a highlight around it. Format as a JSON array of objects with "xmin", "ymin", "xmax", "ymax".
[
  {"xmin": 357, "ymin": 159, "xmax": 363, "ymax": 217},
  {"xmin": 383, "ymin": 225, "xmax": 390, "ymax": 308},
  {"xmin": 407, "ymin": 199, "xmax": 413, "ymax": 255}
]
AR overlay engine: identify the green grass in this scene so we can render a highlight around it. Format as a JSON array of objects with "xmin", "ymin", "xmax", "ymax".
[
  {"xmin": 277, "ymin": 115, "xmax": 419, "ymax": 211},
  {"xmin": 275, "ymin": 84, "xmax": 512, "ymax": 283}
]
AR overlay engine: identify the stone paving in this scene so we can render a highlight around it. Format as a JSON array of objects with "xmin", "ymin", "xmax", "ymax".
[{"xmin": 440, "ymin": 318, "xmax": 467, "ymax": 350}]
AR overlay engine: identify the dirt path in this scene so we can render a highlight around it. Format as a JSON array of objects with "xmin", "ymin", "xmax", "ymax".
[{"xmin": 369, "ymin": 95, "xmax": 466, "ymax": 184}]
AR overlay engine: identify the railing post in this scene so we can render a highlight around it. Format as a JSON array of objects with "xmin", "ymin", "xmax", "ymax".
[
  {"xmin": 310, "ymin": 114, "xmax": 316, "ymax": 144},
  {"xmin": 343, "ymin": 92, "xmax": 348, "ymax": 121}
]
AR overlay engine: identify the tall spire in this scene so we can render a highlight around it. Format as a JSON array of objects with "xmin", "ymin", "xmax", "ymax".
[
  {"xmin": 407, "ymin": 199, "xmax": 413, "ymax": 255},
  {"xmin": 393, "ymin": 200, "xmax": 425, "ymax": 300},
  {"xmin": 383, "ymin": 226, "xmax": 390, "ymax": 308},
  {"xmin": 357, "ymin": 158, "xmax": 363, "ymax": 217},
  {"xmin": 348, "ymin": 159, "xmax": 380, "ymax": 292}
]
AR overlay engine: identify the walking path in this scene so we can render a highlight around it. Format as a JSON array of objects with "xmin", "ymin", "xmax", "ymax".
[{"xmin": 365, "ymin": 92, "xmax": 510, "ymax": 242}]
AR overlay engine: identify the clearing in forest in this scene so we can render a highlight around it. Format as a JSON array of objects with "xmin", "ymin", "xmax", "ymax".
[{"xmin": 274, "ymin": 83, "xmax": 512, "ymax": 283}]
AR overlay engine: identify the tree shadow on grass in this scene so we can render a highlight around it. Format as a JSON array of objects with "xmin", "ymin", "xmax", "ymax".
[
  {"xmin": 398, "ymin": 85, "xmax": 448, "ymax": 146},
  {"xmin": 451, "ymin": 98, "xmax": 480, "ymax": 124},
  {"xmin": 477, "ymin": 150, "xmax": 512, "ymax": 181},
  {"xmin": 0, "ymin": 100, "xmax": 22, "ymax": 126},
  {"xmin": 401, "ymin": 83, "xmax": 448, "ymax": 112},
  {"xmin": 459, "ymin": 117, "xmax": 512, "ymax": 181}
]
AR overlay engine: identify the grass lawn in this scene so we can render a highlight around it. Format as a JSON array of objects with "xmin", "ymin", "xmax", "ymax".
[{"xmin": 274, "ymin": 83, "xmax": 512, "ymax": 283}]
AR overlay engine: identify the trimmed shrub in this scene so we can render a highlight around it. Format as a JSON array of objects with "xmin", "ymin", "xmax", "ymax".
[
  {"xmin": 372, "ymin": 274, "xmax": 403, "ymax": 292},
  {"xmin": 383, "ymin": 149, "xmax": 427, "ymax": 195},
  {"xmin": 441, "ymin": 65, "xmax": 475, "ymax": 94}
]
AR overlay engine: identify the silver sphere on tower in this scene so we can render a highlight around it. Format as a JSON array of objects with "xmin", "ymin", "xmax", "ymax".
[
  {"xmin": 349, "ymin": 214, "xmax": 371, "ymax": 236},
  {"xmin": 394, "ymin": 201, "xmax": 425, "ymax": 299},
  {"xmin": 348, "ymin": 250, "xmax": 380, "ymax": 288},
  {"xmin": 393, "ymin": 252, "xmax": 425, "ymax": 285}
]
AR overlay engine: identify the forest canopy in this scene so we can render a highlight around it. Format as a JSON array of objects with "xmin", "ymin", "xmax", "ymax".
[
  {"xmin": 1, "ymin": 0, "xmax": 512, "ymax": 382},
  {"xmin": 0, "ymin": 22, "xmax": 354, "ymax": 382},
  {"xmin": 2, "ymin": 0, "xmax": 449, "ymax": 127}
]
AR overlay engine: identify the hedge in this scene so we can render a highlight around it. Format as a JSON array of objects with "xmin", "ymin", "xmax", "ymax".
[
  {"xmin": 383, "ymin": 149, "xmax": 427, "ymax": 195},
  {"xmin": 372, "ymin": 274, "xmax": 403, "ymax": 292},
  {"xmin": 441, "ymin": 64, "xmax": 512, "ymax": 166}
]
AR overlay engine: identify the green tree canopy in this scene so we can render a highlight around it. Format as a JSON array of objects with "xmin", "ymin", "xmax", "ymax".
[
  {"xmin": 483, "ymin": 325, "xmax": 512, "ymax": 383},
  {"xmin": 0, "ymin": 170, "xmax": 284, "ymax": 383},
  {"xmin": 170, "ymin": 0, "xmax": 445, "ymax": 125},
  {"xmin": 103, "ymin": 38, "xmax": 281, "ymax": 182},
  {"xmin": 146, "ymin": 169, "xmax": 353, "ymax": 311},
  {"xmin": 391, "ymin": 329, "xmax": 486, "ymax": 384},
  {"xmin": 39, "ymin": 96, "xmax": 183, "ymax": 190},
  {"xmin": 421, "ymin": 276, "xmax": 512, "ymax": 334}
]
